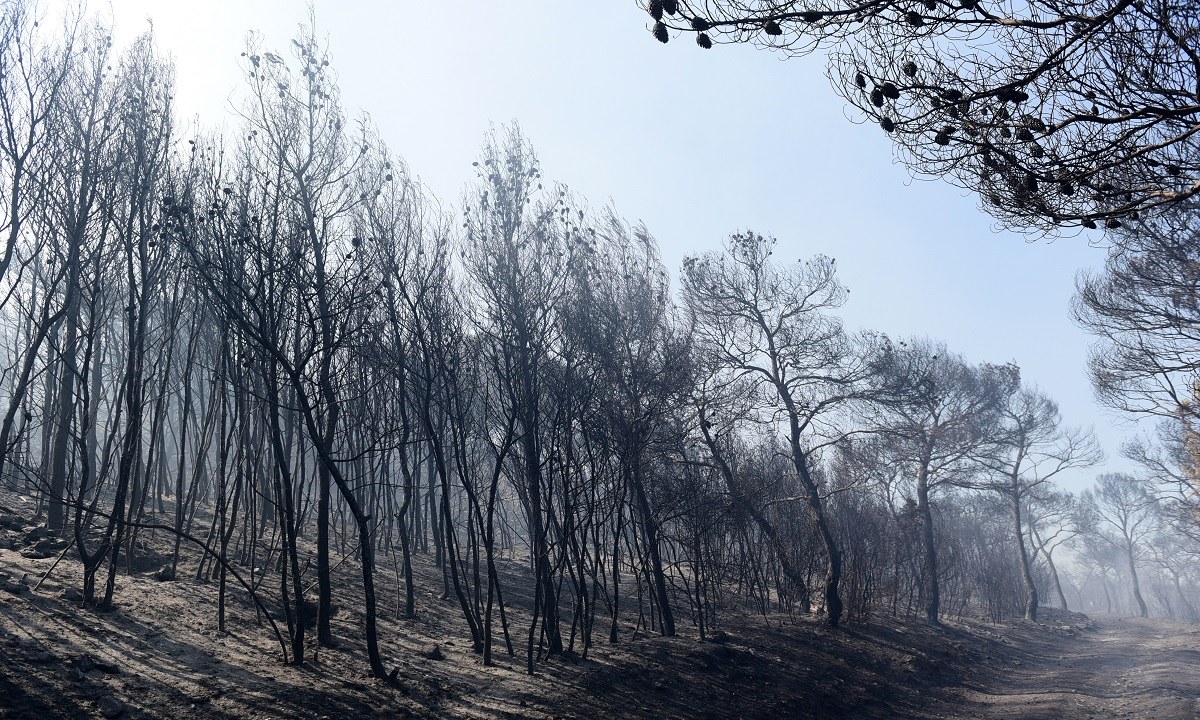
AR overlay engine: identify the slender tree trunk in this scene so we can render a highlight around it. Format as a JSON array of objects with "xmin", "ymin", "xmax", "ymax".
[
  {"xmin": 780, "ymin": 391, "xmax": 843, "ymax": 627},
  {"xmin": 629, "ymin": 459, "xmax": 674, "ymax": 636},
  {"xmin": 916, "ymin": 468, "xmax": 939, "ymax": 624},
  {"xmin": 46, "ymin": 234, "xmax": 83, "ymax": 532},
  {"xmin": 1044, "ymin": 550, "xmax": 1068, "ymax": 611},
  {"xmin": 316, "ymin": 461, "xmax": 334, "ymax": 645},
  {"xmin": 1126, "ymin": 543, "xmax": 1148, "ymax": 618},
  {"xmin": 1010, "ymin": 491, "xmax": 1038, "ymax": 621},
  {"xmin": 697, "ymin": 424, "xmax": 811, "ymax": 609},
  {"xmin": 609, "ymin": 487, "xmax": 625, "ymax": 644},
  {"xmin": 395, "ymin": 445, "xmax": 417, "ymax": 619},
  {"xmin": 267, "ymin": 373, "xmax": 305, "ymax": 664}
]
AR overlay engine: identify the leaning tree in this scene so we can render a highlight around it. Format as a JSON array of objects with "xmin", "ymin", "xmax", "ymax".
[
  {"xmin": 638, "ymin": 0, "xmax": 1199, "ymax": 232},
  {"xmin": 871, "ymin": 338, "xmax": 1019, "ymax": 623},
  {"xmin": 682, "ymin": 232, "xmax": 885, "ymax": 627},
  {"xmin": 979, "ymin": 386, "xmax": 1101, "ymax": 621},
  {"xmin": 1082, "ymin": 472, "xmax": 1161, "ymax": 617}
]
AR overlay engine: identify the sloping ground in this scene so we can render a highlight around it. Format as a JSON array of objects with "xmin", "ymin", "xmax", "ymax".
[{"xmin": 1, "ymin": 496, "xmax": 1198, "ymax": 720}]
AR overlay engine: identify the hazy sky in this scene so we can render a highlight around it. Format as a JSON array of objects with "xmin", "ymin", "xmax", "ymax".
[{"xmin": 49, "ymin": 0, "xmax": 1140, "ymax": 489}]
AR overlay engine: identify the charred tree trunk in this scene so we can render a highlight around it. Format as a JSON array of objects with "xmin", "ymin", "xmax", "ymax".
[
  {"xmin": 916, "ymin": 467, "xmax": 939, "ymax": 625},
  {"xmin": 1007, "ymin": 489, "xmax": 1039, "ymax": 621}
]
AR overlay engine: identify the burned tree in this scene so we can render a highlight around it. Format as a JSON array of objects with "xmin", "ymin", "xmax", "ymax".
[
  {"xmin": 461, "ymin": 125, "xmax": 574, "ymax": 669},
  {"xmin": 1082, "ymin": 472, "xmax": 1160, "ymax": 618},
  {"xmin": 979, "ymin": 387, "xmax": 1101, "ymax": 621},
  {"xmin": 872, "ymin": 339, "xmax": 1018, "ymax": 623},
  {"xmin": 638, "ymin": 0, "xmax": 1199, "ymax": 231},
  {"xmin": 682, "ymin": 233, "xmax": 881, "ymax": 627},
  {"xmin": 1075, "ymin": 204, "xmax": 1200, "ymax": 422}
]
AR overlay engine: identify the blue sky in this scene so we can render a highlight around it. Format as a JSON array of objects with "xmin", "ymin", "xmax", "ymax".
[{"xmin": 73, "ymin": 0, "xmax": 1138, "ymax": 490}]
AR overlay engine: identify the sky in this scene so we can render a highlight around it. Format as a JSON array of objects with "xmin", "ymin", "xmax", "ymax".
[{"xmin": 45, "ymin": 0, "xmax": 1143, "ymax": 490}]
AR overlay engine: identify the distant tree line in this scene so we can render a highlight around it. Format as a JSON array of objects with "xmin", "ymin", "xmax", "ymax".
[{"xmin": 1, "ymin": 2, "xmax": 1196, "ymax": 680}]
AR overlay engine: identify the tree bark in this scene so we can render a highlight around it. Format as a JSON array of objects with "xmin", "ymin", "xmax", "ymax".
[
  {"xmin": 1010, "ymin": 492, "xmax": 1039, "ymax": 621},
  {"xmin": 916, "ymin": 468, "xmax": 939, "ymax": 624}
]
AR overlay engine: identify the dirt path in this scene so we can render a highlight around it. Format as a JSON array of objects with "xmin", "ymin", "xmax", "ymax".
[{"xmin": 941, "ymin": 615, "xmax": 1200, "ymax": 720}]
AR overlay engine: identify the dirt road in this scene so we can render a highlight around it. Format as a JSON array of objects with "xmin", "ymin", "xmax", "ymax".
[{"xmin": 940, "ymin": 615, "xmax": 1200, "ymax": 720}]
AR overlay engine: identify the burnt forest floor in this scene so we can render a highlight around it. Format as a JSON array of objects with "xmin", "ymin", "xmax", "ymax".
[{"xmin": 1, "ymin": 491, "xmax": 1197, "ymax": 720}]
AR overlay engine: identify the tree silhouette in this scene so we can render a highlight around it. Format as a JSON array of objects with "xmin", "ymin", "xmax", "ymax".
[
  {"xmin": 682, "ymin": 233, "xmax": 885, "ymax": 626},
  {"xmin": 872, "ymin": 338, "xmax": 1018, "ymax": 623},
  {"xmin": 1083, "ymin": 472, "xmax": 1160, "ymax": 617},
  {"xmin": 639, "ymin": 0, "xmax": 1199, "ymax": 233},
  {"xmin": 1074, "ymin": 203, "xmax": 1200, "ymax": 422}
]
